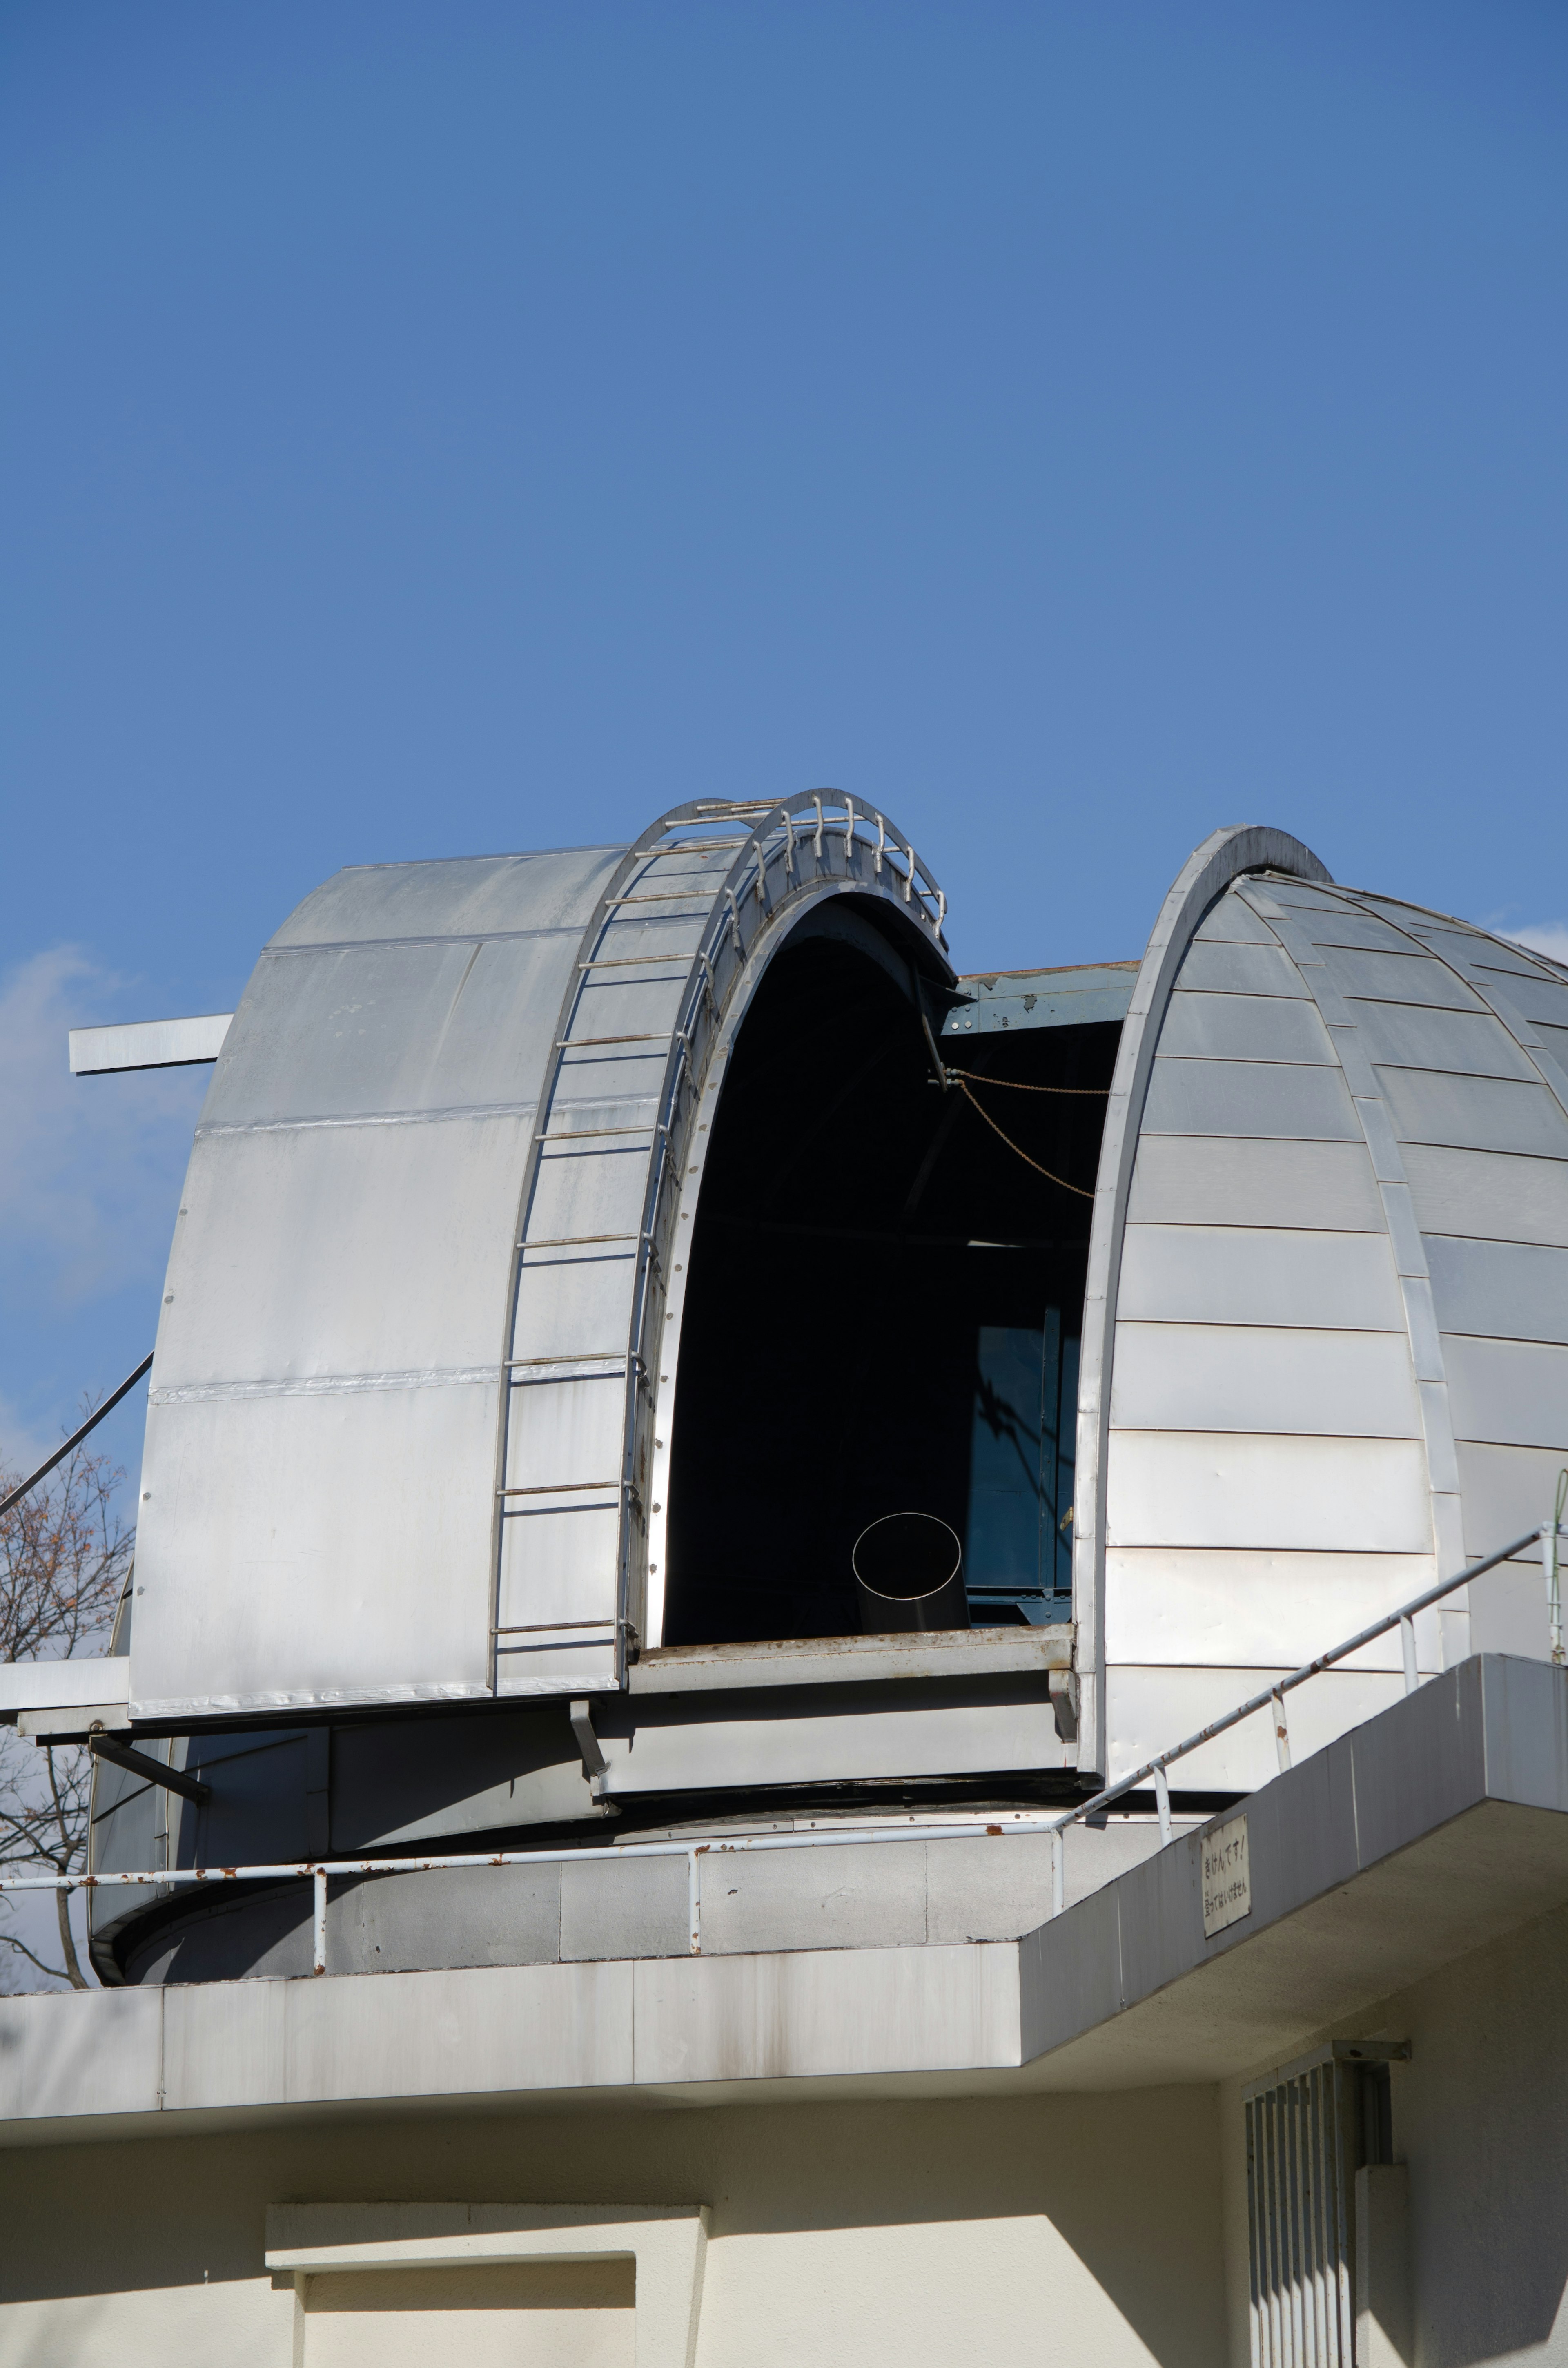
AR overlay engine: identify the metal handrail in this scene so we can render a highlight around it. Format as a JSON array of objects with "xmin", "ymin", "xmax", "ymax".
[
  {"xmin": 0, "ymin": 1814, "xmax": 1059, "ymax": 1976},
  {"xmin": 1044, "ymin": 1522, "xmax": 1553, "ymax": 1910},
  {"xmin": 5, "ymin": 1522, "xmax": 1559, "ymax": 1976}
]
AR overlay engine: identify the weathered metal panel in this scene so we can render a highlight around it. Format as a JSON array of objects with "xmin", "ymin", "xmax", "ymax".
[
  {"xmin": 206, "ymin": 932, "xmax": 586, "ymax": 1124},
  {"xmin": 595, "ymin": 1692, "xmax": 1073, "ymax": 1793},
  {"xmin": 559, "ymin": 1857, "xmax": 689, "ymax": 1961},
  {"xmin": 1279, "ymin": 909, "xmax": 1422, "ymax": 956},
  {"xmin": 1125, "ymin": 1135, "xmax": 1385, "ymax": 1230},
  {"xmin": 1117, "ymin": 1224, "xmax": 1405, "ymax": 1331},
  {"xmin": 1110, "ymin": 1323, "xmax": 1420, "ymax": 1438},
  {"xmin": 1191, "ymin": 896, "xmax": 1281, "ymax": 946},
  {"xmin": 941, "ymin": 963, "xmax": 1138, "ymax": 1034},
  {"xmin": 1106, "ymin": 1432, "xmax": 1431, "ymax": 1553},
  {"xmin": 1470, "ymin": 970, "xmax": 1568, "ymax": 1028},
  {"xmin": 1376, "ymin": 1068, "xmax": 1568, "ymax": 1158},
  {"xmin": 1104, "ymin": 1548, "xmax": 1436, "ymax": 1671},
  {"xmin": 1454, "ymin": 1441, "xmax": 1565, "ymax": 1566},
  {"xmin": 1404, "ymin": 923, "xmax": 1556, "ymax": 981},
  {"xmin": 1156, "ymin": 991, "xmax": 1337, "ymax": 1066},
  {"xmin": 1105, "ymin": 1663, "xmax": 1405, "ymax": 1790},
  {"xmin": 1344, "ymin": 1000, "xmax": 1541, "ymax": 1081},
  {"xmin": 136, "ymin": 1380, "xmax": 500, "ymax": 1714},
  {"xmin": 1444, "ymin": 1335, "xmax": 1568, "ymax": 1450},
  {"xmin": 1317, "ymin": 948, "xmax": 1484, "ymax": 1011},
  {"xmin": 695, "ymin": 1839, "xmax": 929, "ymax": 1956},
  {"xmin": 1250, "ymin": 879, "xmax": 1346, "ymax": 912},
  {"xmin": 267, "ymin": 849, "xmax": 624, "ymax": 947},
  {"xmin": 156, "ymin": 1115, "xmax": 532, "ymax": 1380},
  {"xmin": 1403, "ymin": 1144, "xmax": 1568, "ymax": 1247},
  {"xmin": 1425, "ymin": 1235, "xmax": 1568, "ymax": 1343},
  {"xmin": 1169, "ymin": 941, "xmax": 1310, "ymax": 998},
  {"xmin": 1140, "ymin": 1056, "xmax": 1361, "ymax": 1140},
  {"xmin": 1474, "ymin": 1652, "xmax": 1568, "ymax": 1810}
]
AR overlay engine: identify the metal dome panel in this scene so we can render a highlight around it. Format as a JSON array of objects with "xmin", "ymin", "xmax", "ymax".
[
  {"xmin": 129, "ymin": 800, "xmax": 951, "ymax": 1719},
  {"xmin": 1082, "ymin": 838, "xmax": 1568, "ymax": 1789}
]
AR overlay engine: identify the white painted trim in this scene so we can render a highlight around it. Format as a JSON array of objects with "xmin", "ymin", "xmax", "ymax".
[
  {"xmin": 265, "ymin": 2202, "xmax": 708, "ymax": 2368},
  {"xmin": 0, "ymin": 1657, "xmax": 129, "ymax": 1716},
  {"xmin": 68, "ymin": 1014, "xmax": 232, "ymax": 1074}
]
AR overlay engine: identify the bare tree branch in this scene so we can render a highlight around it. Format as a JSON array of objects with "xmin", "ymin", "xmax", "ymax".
[
  {"xmin": 0, "ymin": 1413, "xmax": 135, "ymax": 1991},
  {"xmin": 0, "ymin": 1930, "xmax": 71, "ymax": 1989}
]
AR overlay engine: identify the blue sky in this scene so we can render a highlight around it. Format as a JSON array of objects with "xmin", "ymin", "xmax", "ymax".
[{"xmin": 2, "ymin": 0, "xmax": 1566, "ymax": 1486}]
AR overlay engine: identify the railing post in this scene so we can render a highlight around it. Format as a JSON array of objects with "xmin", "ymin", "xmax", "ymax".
[
  {"xmin": 1152, "ymin": 1764, "xmax": 1172, "ymax": 1848},
  {"xmin": 1546, "ymin": 1512, "xmax": 1563, "ymax": 1666},
  {"xmin": 1400, "ymin": 1614, "xmax": 1419, "ymax": 1695},
  {"xmin": 1051, "ymin": 1827, "xmax": 1065, "ymax": 1918},
  {"xmin": 312, "ymin": 1866, "xmax": 327, "ymax": 1976},
  {"xmin": 688, "ymin": 1849, "xmax": 701, "ymax": 1955},
  {"xmin": 1270, "ymin": 1690, "xmax": 1292, "ymax": 1773}
]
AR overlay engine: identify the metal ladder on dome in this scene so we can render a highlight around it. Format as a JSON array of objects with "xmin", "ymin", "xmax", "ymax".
[
  {"xmin": 490, "ymin": 811, "xmax": 752, "ymax": 1687},
  {"xmin": 490, "ymin": 797, "xmax": 949, "ymax": 1692}
]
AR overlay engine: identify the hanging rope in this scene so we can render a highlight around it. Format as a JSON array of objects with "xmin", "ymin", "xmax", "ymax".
[
  {"xmin": 949, "ymin": 1074, "xmax": 1095, "ymax": 1199},
  {"xmin": 943, "ymin": 1070, "xmax": 1110, "ymax": 1096}
]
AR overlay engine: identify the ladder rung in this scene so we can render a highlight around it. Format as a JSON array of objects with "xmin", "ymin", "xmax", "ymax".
[
  {"xmin": 520, "ymin": 1232, "xmax": 642, "ymax": 1249},
  {"xmin": 557, "ymin": 1032, "xmax": 673, "ymax": 1049},
  {"xmin": 492, "ymin": 1618, "xmax": 618, "ymax": 1635},
  {"xmin": 506, "ymin": 1351, "xmax": 634, "ymax": 1367},
  {"xmin": 579, "ymin": 954, "xmax": 694, "ymax": 970},
  {"xmin": 541, "ymin": 1123, "xmax": 661, "ymax": 1143},
  {"xmin": 497, "ymin": 1479, "xmax": 630, "ymax": 1496}
]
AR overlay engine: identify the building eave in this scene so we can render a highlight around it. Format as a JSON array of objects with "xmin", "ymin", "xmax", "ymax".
[{"xmin": 4, "ymin": 1654, "xmax": 1566, "ymax": 2147}]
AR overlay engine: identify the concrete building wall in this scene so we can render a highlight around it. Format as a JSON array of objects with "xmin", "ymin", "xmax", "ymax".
[
  {"xmin": 0, "ymin": 2086, "xmax": 1223, "ymax": 2368},
  {"xmin": 1221, "ymin": 1895, "xmax": 1568, "ymax": 2368}
]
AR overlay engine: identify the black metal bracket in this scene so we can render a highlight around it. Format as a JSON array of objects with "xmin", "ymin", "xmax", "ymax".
[{"xmin": 88, "ymin": 1730, "xmax": 210, "ymax": 1806}]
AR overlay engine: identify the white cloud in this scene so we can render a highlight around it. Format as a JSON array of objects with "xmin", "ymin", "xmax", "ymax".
[
  {"xmin": 0, "ymin": 945, "xmax": 209, "ymax": 1315},
  {"xmin": 1510, "ymin": 923, "xmax": 1568, "ymax": 970}
]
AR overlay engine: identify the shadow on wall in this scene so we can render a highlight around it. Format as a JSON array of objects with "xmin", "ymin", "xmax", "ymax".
[
  {"xmin": 0, "ymin": 2089, "xmax": 1223, "ymax": 2368},
  {"xmin": 1394, "ymin": 1894, "xmax": 1568, "ymax": 2368}
]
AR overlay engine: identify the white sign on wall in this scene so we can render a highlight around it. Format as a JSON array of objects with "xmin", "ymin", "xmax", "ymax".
[{"xmin": 1202, "ymin": 1813, "xmax": 1251, "ymax": 1938}]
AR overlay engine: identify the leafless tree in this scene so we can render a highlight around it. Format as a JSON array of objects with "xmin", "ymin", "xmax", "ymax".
[{"xmin": 0, "ymin": 1429, "xmax": 134, "ymax": 1989}]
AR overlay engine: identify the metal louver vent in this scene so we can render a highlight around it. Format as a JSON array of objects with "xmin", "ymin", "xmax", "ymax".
[{"xmin": 1243, "ymin": 2041, "xmax": 1407, "ymax": 2368}]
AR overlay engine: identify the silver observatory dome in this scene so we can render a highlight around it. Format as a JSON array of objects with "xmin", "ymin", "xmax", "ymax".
[{"xmin": 86, "ymin": 805, "xmax": 1568, "ymax": 1982}]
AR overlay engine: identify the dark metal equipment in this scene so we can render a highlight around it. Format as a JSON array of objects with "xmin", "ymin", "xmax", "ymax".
[{"xmin": 853, "ymin": 1513, "xmax": 971, "ymax": 1634}]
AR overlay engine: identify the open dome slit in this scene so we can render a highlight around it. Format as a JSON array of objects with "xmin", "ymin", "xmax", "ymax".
[{"xmin": 662, "ymin": 910, "xmax": 1120, "ymax": 1645}]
